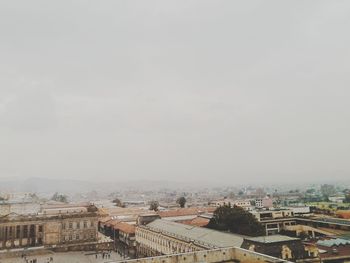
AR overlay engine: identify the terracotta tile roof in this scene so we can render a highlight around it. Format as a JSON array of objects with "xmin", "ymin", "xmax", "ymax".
[
  {"xmin": 102, "ymin": 219, "xmax": 135, "ymax": 234},
  {"xmin": 337, "ymin": 210, "xmax": 350, "ymax": 219},
  {"xmin": 113, "ymin": 221, "xmax": 136, "ymax": 234},
  {"xmin": 99, "ymin": 216, "xmax": 112, "ymax": 224},
  {"xmin": 105, "ymin": 220, "xmax": 121, "ymax": 227}
]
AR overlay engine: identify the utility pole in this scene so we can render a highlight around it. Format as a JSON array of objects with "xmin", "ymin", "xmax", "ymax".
[{"xmin": 113, "ymin": 228, "xmax": 116, "ymax": 252}]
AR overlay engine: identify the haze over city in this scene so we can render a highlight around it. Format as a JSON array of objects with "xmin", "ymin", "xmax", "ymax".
[
  {"xmin": 1, "ymin": 1, "xmax": 350, "ymax": 185},
  {"xmin": 3, "ymin": 2, "xmax": 350, "ymax": 263}
]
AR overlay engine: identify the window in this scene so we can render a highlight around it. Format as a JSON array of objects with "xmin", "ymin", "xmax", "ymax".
[
  {"xmin": 76, "ymin": 234, "xmax": 80, "ymax": 240},
  {"xmin": 69, "ymin": 235, "xmax": 72, "ymax": 241},
  {"xmin": 83, "ymin": 221, "xmax": 87, "ymax": 228},
  {"xmin": 62, "ymin": 223, "xmax": 66, "ymax": 230},
  {"xmin": 90, "ymin": 233, "xmax": 94, "ymax": 239},
  {"xmin": 77, "ymin": 222, "xmax": 80, "ymax": 229},
  {"xmin": 69, "ymin": 222, "xmax": 73, "ymax": 229}
]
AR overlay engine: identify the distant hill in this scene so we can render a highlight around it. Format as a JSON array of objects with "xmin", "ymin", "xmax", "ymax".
[
  {"xmin": 0, "ymin": 177, "xmax": 209, "ymax": 194},
  {"xmin": 0, "ymin": 177, "xmax": 103, "ymax": 194}
]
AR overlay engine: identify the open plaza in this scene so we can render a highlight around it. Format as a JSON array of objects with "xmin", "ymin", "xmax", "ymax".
[{"xmin": 0, "ymin": 251, "xmax": 125, "ymax": 263}]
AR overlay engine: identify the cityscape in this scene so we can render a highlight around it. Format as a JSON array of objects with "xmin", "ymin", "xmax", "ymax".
[
  {"xmin": 1, "ymin": 181, "xmax": 350, "ymax": 262},
  {"xmin": 1, "ymin": 1, "xmax": 350, "ymax": 263}
]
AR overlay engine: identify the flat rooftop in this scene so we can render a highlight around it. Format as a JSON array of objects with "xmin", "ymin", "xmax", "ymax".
[{"xmin": 244, "ymin": 235, "xmax": 300, "ymax": 243}]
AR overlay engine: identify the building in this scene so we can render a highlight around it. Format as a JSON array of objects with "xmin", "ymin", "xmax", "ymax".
[
  {"xmin": 210, "ymin": 199, "xmax": 252, "ymax": 211},
  {"xmin": 251, "ymin": 209, "xmax": 296, "ymax": 235},
  {"xmin": 328, "ymin": 196, "xmax": 345, "ymax": 203},
  {"xmin": 99, "ymin": 219, "xmax": 137, "ymax": 258},
  {"xmin": 175, "ymin": 215, "xmax": 210, "ymax": 227},
  {"xmin": 98, "ymin": 206, "xmax": 152, "ymax": 222},
  {"xmin": 0, "ymin": 200, "xmax": 41, "ymax": 216},
  {"xmin": 252, "ymin": 209, "xmax": 294, "ymax": 221},
  {"xmin": 209, "ymin": 199, "xmax": 235, "ymax": 207},
  {"xmin": 0, "ymin": 204, "xmax": 103, "ymax": 251},
  {"xmin": 255, "ymin": 197, "xmax": 273, "ymax": 209},
  {"xmin": 287, "ymin": 206, "xmax": 311, "ymax": 216},
  {"xmin": 135, "ymin": 218, "xmax": 243, "ymax": 257},
  {"xmin": 115, "ymin": 246, "xmax": 293, "ymax": 263},
  {"xmin": 40, "ymin": 202, "xmax": 91, "ymax": 215},
  {"xmin": 157, "ymin": 207, "xmax": 213, "ymax": 227},
  {"xmin": 241, "ymin": 235, "xmax": 307, "ymax": 262},
  {"xmin": 296, "ymin": 216, "xmax": 350, "ymax": 232},
  {"xmin": 158, "ymin": 207, "xmax": 215, "ymax": 218},
  {"xmin": 316, "ymin": 238, "xmax": 350, "ymax": 262},
  {"xmin": 232, "ymin": 199, "xmax": 253, "ymax": 211},
  {"xmin": 137, "ymin": 214, "xmax": 161, "ymax": 226}
]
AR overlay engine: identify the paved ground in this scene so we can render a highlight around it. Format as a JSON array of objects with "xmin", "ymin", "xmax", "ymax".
[{"xmin": 0, "ymin": 251, "xmax": 126, "ymax": 263}]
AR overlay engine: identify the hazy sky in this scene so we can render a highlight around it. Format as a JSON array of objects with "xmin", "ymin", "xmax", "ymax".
[{"xmin": 1, "ymin": 1, "xmax": 350, "ymax": 184}]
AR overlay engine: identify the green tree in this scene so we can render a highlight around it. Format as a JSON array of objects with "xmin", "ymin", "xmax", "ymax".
[
  {"xmin": 344, "ymin": 194, "xmax": 350, "ymax": 203},
  {"xmin": 207, "ymin": 205, "xmax": 264, "ymax": 236},
  {"xmin": 51, "ymin": 192, "xmax": 68, "ymax": 203},
  {"xmin": 228, "ymin": 192, "xmax": 236, "ymax": 199},
  {"xmin": 149, "ymin": 201, "xmax": 159, "ymax": 211},
  {"xmin": 321, "ymin": 184, "xmax": 336, "ymax": 199},
  {"xmin": 306, "ymin": 189, "xmax": 315, "ymax": 194},
  {"xmin": 112, "ymin": 198, "xmax": 124, "ymax": 207},
  {"xmin": 29, "ymin": 193, "xmax": 39, "ymax": 200},
  {"xmin": 176, "ymin": 197, "xmax": 187, "ymax": 208}
]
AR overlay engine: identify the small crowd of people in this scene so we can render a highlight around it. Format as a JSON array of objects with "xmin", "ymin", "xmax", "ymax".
[
  {"xmin": 95, "ymin": 251, "xmax": 112, "ymax": 259},
  {"xmin": 22, "ymin": 254, "xmax": 53, "ymax": 263}
]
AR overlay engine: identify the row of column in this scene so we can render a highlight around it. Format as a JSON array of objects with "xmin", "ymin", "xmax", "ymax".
[
  {"xmin": 0, "ymin": 224, "xmax": 43, "ymax": 248},
  {"xmin": 136, "ymin": 227, "xmax": 201, "ymax": 256}
]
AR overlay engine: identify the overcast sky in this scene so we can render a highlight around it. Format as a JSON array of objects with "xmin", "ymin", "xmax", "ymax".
[{"xmin": 1, "ymin": 1, "xmax": 350, "ymax": 184}]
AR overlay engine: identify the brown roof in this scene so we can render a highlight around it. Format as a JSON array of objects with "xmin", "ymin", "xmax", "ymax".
[
  {"xmin": 158, "ymin": 207, "xmax": 215, "ymax": 218},
  {"xmin": 105, "ymin": 220, "xmax": 120, "ymax": 227},
  {"xmin": 102, "ymin": 219, "xmax": 135, "ymax": 234},
  {"xmin": 99, "ymin": 216, "xmax": 112, "ymax": 224},
  {"xmin": 179, "ymin": 216, "xmax": 210, "ymax": 227},
  {"xmin": 337, "ymin": 210, "xmax": 350, "ymax": 219},
  {"xmin": 318, "ymin": 244, "xmax": 350, "ymax": 260},
  {"xmin": 112, "ymin": 221, "xmax": 136, "ymax": 234}
]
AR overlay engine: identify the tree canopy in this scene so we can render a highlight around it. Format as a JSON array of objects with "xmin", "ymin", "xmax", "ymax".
[
  {"xmin": 112, "ymin": 198, "xmax": 125, "ymax": 207},
  {"xmin": 207, "ymin": 204, "xmax": 264, "ymax": 236},
  {"xmin": 149, "ymin": 201, "xmax": 159, "ymax": 211},
  {"xmin": 176, "ymin": 197, "xmax": 186, "ymax": 208},
  {"xmin": 344, "ymin": 194, "xmax": 350, "ymax": 203},
  {"xmin": 51, "ymin": 192, "xmax": 68, "ymax": 203}
]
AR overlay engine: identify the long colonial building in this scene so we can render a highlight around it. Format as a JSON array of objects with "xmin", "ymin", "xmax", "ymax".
[
  {"xmin": 116, "ymin": 246, "xmax": 293, "ymax": 263},
  {"xmin": 0, "ymin": 204, "xmax": 99, "ymax": 250},
  {"xmin": 135, "ymin": 218, "xmax": 243, "ymax": 257}
]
